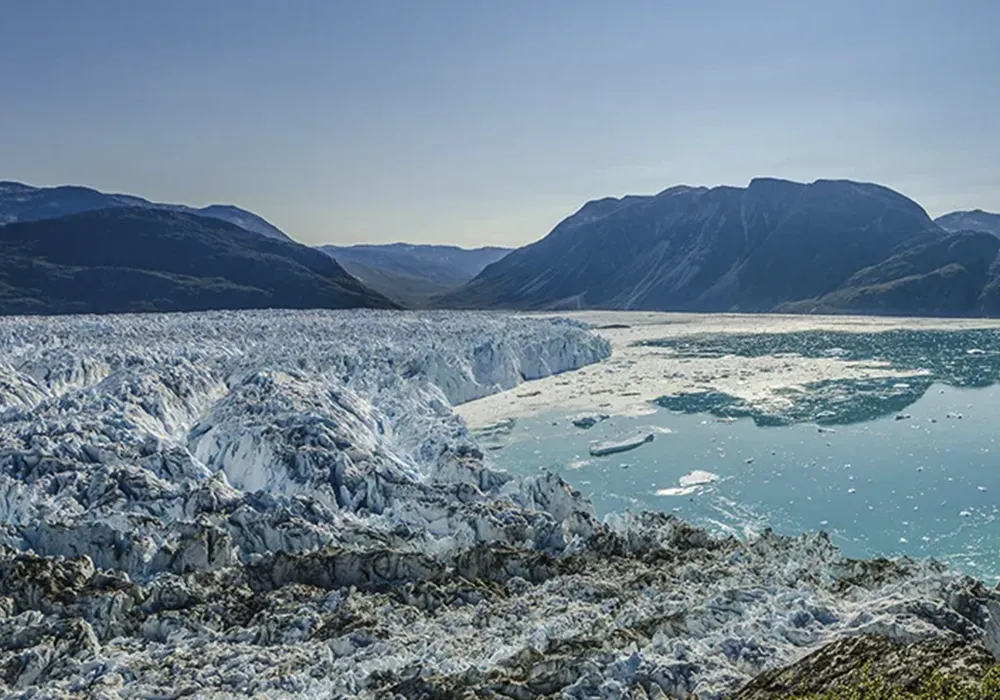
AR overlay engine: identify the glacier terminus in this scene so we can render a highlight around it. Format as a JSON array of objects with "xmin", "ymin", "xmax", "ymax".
[{"xmin": 0, "ymin": 310, "xmax": 997, "ymax": 699}]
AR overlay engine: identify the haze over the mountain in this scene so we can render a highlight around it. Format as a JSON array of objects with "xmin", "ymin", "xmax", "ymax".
[
  {"xmin": 0, "ymin": 180, "xmax": 291, "ymax": 241},
  {"xmin": 934, "ymin": 210, "xmax": 1000, "ymax": 237},
  {"xmin": 319, "ymin": 243, "xmax": 510, "ymax": 308},
  {"xmin": 443, "ymin": 178, "xmax": 1000, "ymax": 317},
  {"xmin": 0, "ymin": 208, "xmax": 395, "ymax": 315}
]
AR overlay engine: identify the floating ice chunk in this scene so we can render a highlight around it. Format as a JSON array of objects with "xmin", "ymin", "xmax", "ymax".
[
  {"xmin": 745, "ymin": 457, "xmax": 754, "ymax": 464},
  {"xmin": 571, "ymin": 413, "xmax": 610, "ymax": 429},
  {"xmin": 655, "ymin": 485, "xmax": 700, "ymax": 496},
  {"xmin": 960, "ymin": 510, "xmax": 973, "ymax": 517},
  {"xmin": 848, "ymin": 488, "xmax": 857, "ymax": 494},
  {"xmin": 978, "ymin": 486, "xmax": 987, "ymax": 492},
  {"xmin": 679, "ymin": 470, "xmax": 720, "ymax": 487},
  {"xmin": 589, "ymin": 432, "xmax": 654, "ymax": 457},
  {"xmin": 655, "ymin": 470, "xmax": 719, "ymax": 497},
  {"xmin": 967, "ymin": 348, "xmax": 986, "ymax": 355},
  {"xmin": 946, "ymin": 412, "xmax": 963, "ymax": 420},
  {"xmin": 894, "ymin": 413, "xmax": 912, "ymax": 421},
  {"xmin": 477, "ymin": 417, "xmax": 517, "ymax": 437}
]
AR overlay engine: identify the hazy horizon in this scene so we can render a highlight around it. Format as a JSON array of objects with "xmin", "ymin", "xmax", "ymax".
[{"xmin": 3, "ymin": 0, "xmax": 998, "ymax": 247}]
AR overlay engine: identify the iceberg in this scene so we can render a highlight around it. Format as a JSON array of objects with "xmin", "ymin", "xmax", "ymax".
[
  {"xmin": 589, "ymin": 432, "xmax": 655, "ymax": 456},
  {"xmin": 656, "ymin": 469, "xmax": 720, "ymax": 496},
  {"xmin": 572, "ymin": 412, "xmax": 610, "ymax": 429},
  {"xmin": 679, "ymin": 469, "xmax": 720, "ymax": 487}
]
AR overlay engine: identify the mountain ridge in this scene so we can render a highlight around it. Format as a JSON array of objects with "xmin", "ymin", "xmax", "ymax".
[
  {"xmin": 6, "ymin": 175, "xmax": 1000, "ymax": 318},
  {"xmin": 0, "ymin": 180, "xmax": 291, "ymax": 241},
  {"xmin": 0, "ymin": 207, "xmax": 396, "ymax": 315},
  {"xmin": 442, "ymin": 177, "xmax": 947, "ymax": 313},
  {"xmin": 935, "ymin": 209, "xmax": 1000, "ymax": 237}
]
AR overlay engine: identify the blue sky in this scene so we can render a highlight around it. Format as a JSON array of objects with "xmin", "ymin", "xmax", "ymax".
[{"xmin": 1, "ymin": 0, "xmax": 998, "ymax": 246}]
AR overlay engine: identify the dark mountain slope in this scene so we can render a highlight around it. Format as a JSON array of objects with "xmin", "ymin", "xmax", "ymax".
[
  {"xmin": 319, "ymin": 243, "xmax": 511, "ymax": 307},
  {"xmin": 0, "ymin": 208, "xmax": 395, "ymax": 315},
  {"xmin": 443, "ymin": 179, "xmax": 943, "ymax": 312},
  {"xmin": 779, "ymin": 231, "xmax": 1000, "ymax": 316},
  {"xmin": 0, "ymin": 180, "xmax": 291, "ymax": 241},
  {"xmin": 935, "ymin": 209, "xmax": 1000, "ymax": 237}
]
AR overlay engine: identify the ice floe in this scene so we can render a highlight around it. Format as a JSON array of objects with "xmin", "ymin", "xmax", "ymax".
[
  {"xmin": 571, "ymin": 413, "xmax": 610, "ymax": 429},
  {"xmin": 589, "ymin": 432, "xmax": 655, "ymax": 457}
]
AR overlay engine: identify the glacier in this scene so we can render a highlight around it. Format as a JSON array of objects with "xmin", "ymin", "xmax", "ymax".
[{"xmin": 0, "ymin": 309, "xmax": 996, "ymax": 699}]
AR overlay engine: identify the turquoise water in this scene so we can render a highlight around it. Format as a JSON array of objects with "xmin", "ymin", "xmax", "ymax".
[{"xmin": 483, "ymin": 382, "xmax": 1000, "ymax": 582}]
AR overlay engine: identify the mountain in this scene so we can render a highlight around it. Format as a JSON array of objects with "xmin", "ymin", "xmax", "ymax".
[
  {"xmin": 319, "ymin": 243, "xmax": 510, "ymax": 307},
  {"xmin": 0, "ymin": 208, "xmax": 396, "ymax": 315},
  {"xmin": 0, "ymin": 180, "xmax": 291, "ymax": 241},
  {"xmin": 779, "ymin": 231, "xmax": 1000, "ymax": 316},
  {"xmin": 935, "ymin": 209, "xmax": 1000, "ymax": 237},
  {"xmin": 442, "ymin": 178, "xmax": 947, "ymax": 312}
]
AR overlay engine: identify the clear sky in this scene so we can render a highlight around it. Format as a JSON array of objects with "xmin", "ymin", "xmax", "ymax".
[{"xmin": 1, "ymin": 1, "xmax": 998, "ymax": 247}]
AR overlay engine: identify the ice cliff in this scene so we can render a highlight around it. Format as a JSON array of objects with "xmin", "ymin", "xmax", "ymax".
[{"xmin": 0, "ymin": 310, "xmax": 995, "ymax": 699}]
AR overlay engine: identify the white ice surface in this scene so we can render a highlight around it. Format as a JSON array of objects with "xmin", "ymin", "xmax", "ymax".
[
  {"xmin": 0, "ymin": 310, "xmax": 995, "ymax": 699},
  {"xmin": 589, "ymin": 432, "xmax": 655, "ymax": 457}
]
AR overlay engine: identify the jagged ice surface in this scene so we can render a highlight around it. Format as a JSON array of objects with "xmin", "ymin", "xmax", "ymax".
[{"xmin": 0, "ymin": 310, "xmax": 996, "ymax": 699}]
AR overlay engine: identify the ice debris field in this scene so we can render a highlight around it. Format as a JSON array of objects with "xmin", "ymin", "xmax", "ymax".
[{"xmin": 0, "ymin": 310, "xmax": 998, "ymax": 699}]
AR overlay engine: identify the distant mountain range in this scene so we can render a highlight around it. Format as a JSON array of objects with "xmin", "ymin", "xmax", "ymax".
[
  {"xmin": 3, "ymin": 177, "xmax": 1000, "ymax": 318},
  {"xmin": 443, "ymin": 178, "xmax": 1000, "ymax": 317},
  {"xmin": 0, "ymin": 181, "xmax": 290, "ymax": 241},
  {"xmin": 318, "ymin": 243, "xmax": 510, "ymax": 307}
]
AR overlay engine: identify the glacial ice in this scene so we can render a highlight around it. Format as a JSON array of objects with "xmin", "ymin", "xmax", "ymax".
[
  {"xmin": 655, "ymin": 470, "xmax": 720, "ymax": 496},
  {"xmin": 0, "ymin": 310, "xmax": 996, "ymax": 699},
  {"xmin": 572, "ymin": 413, "xmax": 610, "ymax": 429},
  {"xmin": 589, "ymin": 432, "xmax": 655, "ymax": 457}
]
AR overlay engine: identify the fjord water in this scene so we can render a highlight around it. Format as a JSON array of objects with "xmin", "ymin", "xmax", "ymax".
[{"xmin": 484, "ymin": 377, "xmax": 1000, "ymax": 583}]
